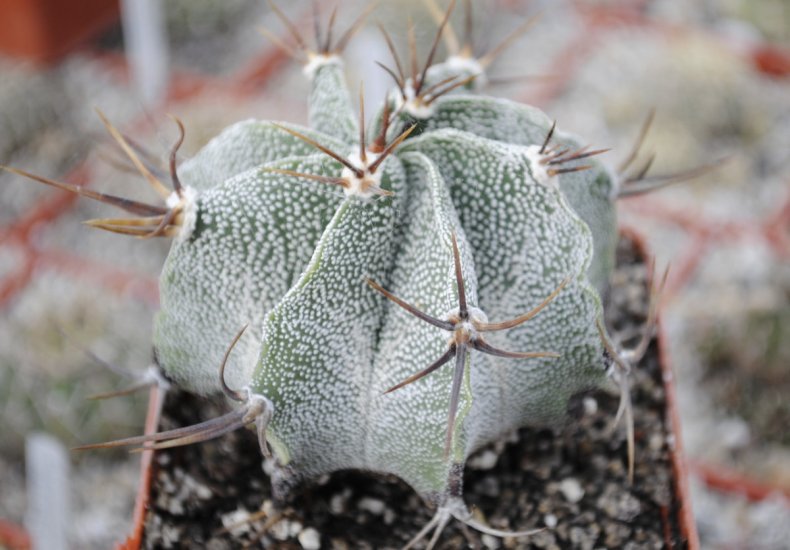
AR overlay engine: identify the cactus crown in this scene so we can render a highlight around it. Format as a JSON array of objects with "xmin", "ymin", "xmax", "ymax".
[{"xmin": 2, "ymin": 1, "xmax": 714, "ymax": 545}]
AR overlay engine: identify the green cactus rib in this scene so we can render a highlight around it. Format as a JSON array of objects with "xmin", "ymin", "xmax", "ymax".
[
  {"xmin": 155, "ymin": 153, "xmax": 346, "ymax": 394},
  {"xmin": 380, "ymin": 94, "xmax": 618, "ymax": 293},
  {"xmin": 308, "ymin": 62, "xmax": 359, "ymax": 143},
  {"xmin": 422, "ymin": 96, "xmax": 618, "ymax": 292},
  {"xmin": 400, "ymin": 130, "xmax": 608, "ymax": 451},
  {"xmin": 177, "ymin": 120, "xmax": 348, "ymax": 192}
]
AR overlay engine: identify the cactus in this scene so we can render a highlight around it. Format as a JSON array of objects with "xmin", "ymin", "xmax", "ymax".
[{"xmin": 2, "ymin": 1, "xmax": 716, "ymax": 546}]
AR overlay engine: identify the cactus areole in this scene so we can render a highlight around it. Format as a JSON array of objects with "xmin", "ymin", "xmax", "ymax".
[{"xmin": 6, "ymin": 3, "xmax": 698, "ymax": 545}]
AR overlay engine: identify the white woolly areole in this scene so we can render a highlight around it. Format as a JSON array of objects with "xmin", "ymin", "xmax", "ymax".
[
  {"xmin": 166, "ymin": 191, "xmax": 180, "ymax": 209},
  {"xmin": 443, "ymin": 496, "xmax": 468, "ymax": 517},
  {"xmin": 445, "ymin": 55, "xmax": 487, "ymax": 88},
  {"xmin": 524, "ymin": 145, "xmax": 559, "ymax": 189},
  {"xmin": 445, "ymin": 306, "xmax": 489, "ymax": 340},
  {"xmin": 169, "ymin": 186, "xmax": 198, "ymax": 242},
  {"xmin": 444, "ymin": 306, "xmax": 488, "ymax": 323},
  {"xmin": 302, "ymin": 54, "xmax": 342, "ymax": 79},
  {"xmin": 393, "ymin": 82, "xmax": 436, "ymax": 119},
  {"xmin": 348, "ymin": 149, "xmax": 382, "ymax": 169},
  {"xmin": 142, "ymin": 364, "xmax": 171, "ymax": 390},
  {"xmin": 244, "ymin": 389, "xmax": 272, "ymax": 412},
  {"xmin": 340, "ymin": 151, "xmax": 384, "ymax": 199},
  {"xmin": 468, "ymin": 306, "xmax": 488, "ymax": 323}
]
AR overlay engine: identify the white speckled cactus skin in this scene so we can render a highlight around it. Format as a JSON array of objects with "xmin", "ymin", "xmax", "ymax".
[{"xmin": 152, "ymin": 45, "xmax": 620, "ymax": 504}]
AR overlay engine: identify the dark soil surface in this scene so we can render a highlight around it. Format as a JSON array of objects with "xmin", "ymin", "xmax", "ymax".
[{"xmin": 143, "ymin": 235, "xmax": 686, "ymax": 549}]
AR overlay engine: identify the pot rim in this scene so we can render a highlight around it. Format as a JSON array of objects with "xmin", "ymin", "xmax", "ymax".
[
  {"xmin": 115, "ymin": 384, "xmax": 165, "ymax": 550},
  {"xmin": 0, "ymin": 519, "xmax": 31, "ymax": 550}
]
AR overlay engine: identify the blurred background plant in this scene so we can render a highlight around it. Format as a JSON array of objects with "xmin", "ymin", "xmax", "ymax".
[{"xmin": 0, "ymin": 0, "xmax": 788, "ymax": 547}]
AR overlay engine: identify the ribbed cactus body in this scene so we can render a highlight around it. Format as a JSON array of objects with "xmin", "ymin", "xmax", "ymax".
[{"xmin": 152, "ymin": 54, "xmax": 616, "ymax": 499}]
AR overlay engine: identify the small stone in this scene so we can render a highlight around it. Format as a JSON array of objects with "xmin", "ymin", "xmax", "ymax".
[
  {"xmin": 559, "ymin": 478, "xmax": 585, "ymax": 504},
  {"xmin": 261, "ymin": 500, "xmax": 274, "ymax": 516},
  {"xmin": 193, "ymin": 481, "xmax": 213, "ymax": 500},
  {"xmin": 544, "ymin": 514, "xmax": 558, "ymax": 528},
  {"xmin": 583, "ymin": 396, "xmax": 598, "ymax": 415},
  {"xmin": 330, "ymin": 491, "xmax": 349, "ymax": 515},
  {"xmin": 569, "ymin": 526, "xmax": 597, "ymax": 550},
  {"xmin": 161, "ymin": 524, "xmax": 181, "ymax": 546},
  {"xmin": 220, "ymin": 508, "xmax": 251, "ymax": 537},
  {"xmin": 317, "ymin": 474, "xmax": 331, "ymax": 486},
  {"xmin": 530, "ymin": 529, "xmax": 558, "ymax": 549},
  {"xmin": 270, "ymin": 519, "xmax": 290, "ymax": 541},
  {"xmin": 289, "ymin": 521, "xmax": 304, "ymax": 537},
  {"xmin": 298, "ymin": 527, "xmax": 321, "ymax": 549},
  {"xmin": 162, "ymin": 494, "xmax": 184, "ymax": 516},
  {"xmin": 468, "ymin": 449, "xmax": 499, "ymax": 470},
  {"xmin": 603, "ymin": 522, "xmax": 632, "ymax": 547},
  {"xmin": 357, "ymin": 497, "xmax": 385, "ymax": 515},
  {"xmin": 205, "ymin": 538, "xmax": 230, "ymax": 550},
  {"xmin": 479, "ymin": 476, "xmax": 500, "ymax": 498},
  {"xmin": 598, "ymin": 484, "xmax": 641, "ymax": 522},
  {"xmin": 648, "ymin": 433, "xmax": 664, "ymax": 452},
  {"xmin": 160, "ymin": 472, "xmax": 176, "ymax": 494},
  {"xmin": 383, "ymin": 508, "xmax": 396, "ymax": 525},
  {"xmin": 534, "ymin": 464, "xmax": 553, "ymax": 480},
  {"xmin": 178, "ymin": 473, "xmax": 212, "ymax": 500},
  {"xmin": 481, "ymin": 533, "xmax": 500, "ymax": 549}
]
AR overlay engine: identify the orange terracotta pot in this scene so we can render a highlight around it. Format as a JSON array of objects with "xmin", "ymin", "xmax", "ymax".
[
  {"xmin": 622, "ymin": 225, "xmax": 700, "ymax": 549},
  {"xmin": 0, "ymin": 0, "xmax": 119, "ymax": 64},
  {"xmin": 0, "ymin": 519, "xmax": 31, "ymax": 550},
  {"xmin": 116, "ymin": 383, "xmax": 165, "ymax": 550}
]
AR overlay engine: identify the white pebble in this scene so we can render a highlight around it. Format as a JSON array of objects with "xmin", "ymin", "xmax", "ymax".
[
  {"xmin": 298, "ymin": 527, "xmax": 322, "ymax": 549},
  {"xmin": 220, "ymin": 508, "xmax": 251, "ymax": 537},
  {"xmin": 559, "ymin": 478, "xmax": 585, "ymax": 504},
  {"xmin": 261, "ymin": 500, "xmax": 274, "ymax": 516},
  {"xmin": 481, "ymin": 533, "xmax": 500, "ymax": 549},
  {"xmin": 194, "ymin": 482, "xmax": 212, "ymax": 500},
  {"xmin": 384, "ymin": 508, "xmax": 396, "ymax": 525},
  {"xmin": 162, "ymin": 524, "xmax": 180, "ymax": 545},
  {"xmin": 330, "ymin": 493, "xmax": 346, "ymax": 515},
  {"xmin": 159, "ymin": 492, "xmax": 182, "ymax": 515},
  {"xmin": 317, "ymin": 474, "xmax": 331, "ymax": 486},
  {"xmin": 544, "ymin": 514, "xmax": 558, "ymax": 528},
  {"xmin": 289, "ymin": 520, "xmax": 304, "ymax": 537},
  {"xmin": 468, "ymin": 449, "xmax": 499, "ymax": 470},
  {"xmin": 583, "ymin": 396, "xmax": 598, "ymax": 415},
  {"xmin": 270, "ymin": 519, "xmax": 290, "ymax": 541},
  {"xmin": 358, "ymin": 497, "xmax": 385, "ymax": 515}
]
